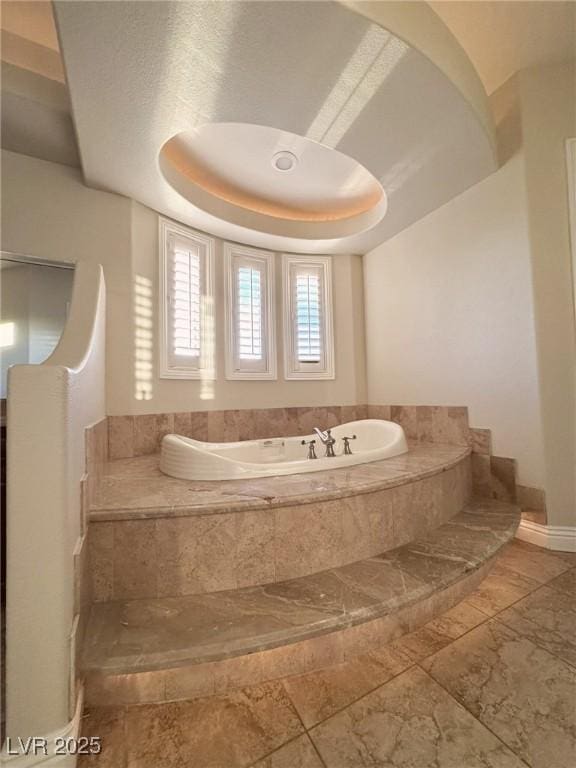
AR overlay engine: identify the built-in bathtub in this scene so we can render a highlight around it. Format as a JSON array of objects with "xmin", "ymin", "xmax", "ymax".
[{"xmin": 160, "ymin": 419, "xmax": 408, "ymax": 480}]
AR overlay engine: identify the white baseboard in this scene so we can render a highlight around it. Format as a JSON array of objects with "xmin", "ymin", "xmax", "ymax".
[
  {"xmin": 548, "ymin": 525, "xmax": 576, "ymax": 552},
  {"xmin": 516, "ymin": 520, "xmax": 576, "ymax": 552},
  {"xmin": 1, "ymin": 687, "xmax": 84, "ymax": 767}
]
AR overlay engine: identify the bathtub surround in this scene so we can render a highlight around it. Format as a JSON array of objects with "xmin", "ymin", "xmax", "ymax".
[
  {"xmin": 82, "ymin": 499, "xmax": 518, "ymax": 706},
  {"xmin": 88, "ymin": 444, "xmax": 471, "ymax": 600},
  {"xmin": 468, "ymin": 423, "xmax": 554, "ymax": 548},
  {"xmin": 75, "ymin": 417, "xmax": 109, "ymax": 694},
  {"xmin": 106, "ymin": 403, "xmax": 471, "ymax": 458},
  {"xmin": 78, "ymin": 390, "xmax": 537, "ymax": 711}
]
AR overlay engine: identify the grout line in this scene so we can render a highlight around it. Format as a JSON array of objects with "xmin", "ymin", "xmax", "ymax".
[
  {"xmin": 416, "ymin": 665, "xmax": 533, "ymax": 768},
  {"xmin": 487, "ymin": 581, "xmax": 576, "ymax": 672},
  {"xmin": 306, "ymin": 732, "xmax": 330, "ymax": 768},
  {"xmin": 489, "ymin": 612, "xmax": 576, "ymax": 672},
  {"xmin": 276, "ymin": 687, "xmax": 329, "ymax": 768},
  {"xmin": 245, "ymin": 732, "xmax": 325, "ymax": 768},
  {"xmin": 289, "ymin": 661, "xmax": 418, "ymax": 733},
  {"xmin": 468, "ymin": 563, "xmax": 570, "ymax": 622}
]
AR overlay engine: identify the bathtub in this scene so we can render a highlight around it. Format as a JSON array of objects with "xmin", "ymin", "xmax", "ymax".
[{"xmin": 160, "ymin": 419, "xmax": 408, "ymax": 481}]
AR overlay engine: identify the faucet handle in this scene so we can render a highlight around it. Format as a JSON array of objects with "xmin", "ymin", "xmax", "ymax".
[
  {"xmin": 301, "ymin": 439, "xmax": 317, "ymax": 459},
  {"xmin": 342, "ymin": 435, "xmax": 357, "ymax": 455}
]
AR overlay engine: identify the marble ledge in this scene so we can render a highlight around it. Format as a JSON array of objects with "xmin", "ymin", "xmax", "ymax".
[
  {"xmin": 82, "ymin": 499, "xmax": 519, "ymax": 675},
  {"xmin": 89, "ymin": 442, "xmax": 471, "ymax": 522}
]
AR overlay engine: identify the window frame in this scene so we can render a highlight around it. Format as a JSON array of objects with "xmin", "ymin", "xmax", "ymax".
[
  {"xmin": 282, "ymin": 254, "xmax": 335, "ymax": 380},
  {"xmin": 159, "ymin": 217, "xmax": 215, "ymax": 380},
  {"xmin": 224, "ymin": 242, "xmax": 277, "ymax": 380}
]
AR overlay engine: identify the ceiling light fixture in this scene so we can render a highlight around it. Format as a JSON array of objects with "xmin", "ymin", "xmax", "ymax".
[{"xmin": 272, "ymin": 150, "xmax": 298, "ymax": 172}]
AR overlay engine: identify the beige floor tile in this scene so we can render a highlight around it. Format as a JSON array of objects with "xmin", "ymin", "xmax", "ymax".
[
  {"xmin": 389, "ymin": 624, "xmax": 453, "ymax": 662},
  {"xmin": 122, "ymin": 681, "xmax": 303, "ymax": 768},
  {"xmin": 497, "ymin": 541, "xmax": 572, "ymax": 583},
  {"xmin": 467, "ymin": 563, "xmax": 541, "ymax": 616},
  {"xmin": 78, "ymin": 707, "xmax": 126, "ymax": 768},
  {"xmin": 252, "ymin": 735, "xmax": 324, "ymax": 767},
  {"xmin": 282, "ymin": 644, "xmax": 412, "ymax": 728},
  {"xmin": 391, "ymin": 599, "xmax": 488, "ymax": 661},
  {"xmin": 513, "ymin": 540, "xmax": 576, "ymax": 567},
  {"xmin": 551, "ymin": 551, "xmax": 576, "ymax": 565},
  {"xmin": 309, "ymin": 666, "xmax": 524, "ymax": 767},
  {"xmin": 425, "ymin": 599, "xmax": 490, "ymax": 637},
  {"xmin": 422, "ymin": 619, "xmax": 576, "ymax": 768},
  {"xmin": 497, "ymin": 585, "xmax": 576, "ymax": 668},
  {"xmin": 547, "ymin": 567, "xmax": 576, "ymax": 597}
]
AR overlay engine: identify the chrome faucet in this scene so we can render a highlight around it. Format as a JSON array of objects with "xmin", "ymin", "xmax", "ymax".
[{"xmin": 313, "ymin": 427, "xmax": 336, "ymax": 457}]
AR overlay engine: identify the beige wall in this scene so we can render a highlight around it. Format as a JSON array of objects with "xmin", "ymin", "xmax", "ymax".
[
  {"xmin": 363, "ymin": 61, "xmax": 576, "ymax": 529},
  {"xmin": 519, "ymin": 62, "xmax": 576, "ymax": 528},
  {"xmin": 1, "ymin": 150, "xmax": 134, "ymax": 411},
  {"xmin": 1, "ymin": 150, "xmax": 366, "ymax": 416},
  {"xmin": 363, "ymin": 151, "xmax": 545, "ymax": 490}
]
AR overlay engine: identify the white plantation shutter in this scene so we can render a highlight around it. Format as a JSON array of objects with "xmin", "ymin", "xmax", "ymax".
[
  {"xmin": 237, "ymin": 263, "xmax": 263, "ymax": 361},
  {"xmin": 160, "ymin": 219, "xmax": 214, "ymax": 379},
  {"xmin": 283, "ymin": 255, "xmax": 334, "ymax": 379},
  {"xmin": 171, "ymin": 243, "xmax": 201, "ymax": 360},
  {"xmin": 295, "ymin": 269, "xmax": 322, "ymax": 364},
  {"xmin": 224, "ymin": 244, "xmax": 276, "ymax": 379}
]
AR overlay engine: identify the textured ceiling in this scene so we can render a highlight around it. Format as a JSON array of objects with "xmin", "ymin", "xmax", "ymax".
[
  {"xmin": 54, "ymin": 0, "xmax": 497, "ymax": 253},
  {"xmin": 430, "ymin": 1, "xmax": 576, "ymax": 95}
]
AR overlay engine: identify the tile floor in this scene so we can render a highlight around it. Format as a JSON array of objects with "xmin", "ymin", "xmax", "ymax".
[{"xmin": 79, "ymin": 539, "xmax": 576, "ymax": 768}]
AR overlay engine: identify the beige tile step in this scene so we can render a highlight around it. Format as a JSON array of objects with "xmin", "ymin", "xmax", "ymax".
[{"xmin": 82, "ymin": 499, "xmax": 519, "ymax": 707}]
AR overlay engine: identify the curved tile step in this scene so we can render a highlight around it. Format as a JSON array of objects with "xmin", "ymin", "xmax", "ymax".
[{"xmin": 83, "ymin": 499, "xmax": 519, "ymax": 706}]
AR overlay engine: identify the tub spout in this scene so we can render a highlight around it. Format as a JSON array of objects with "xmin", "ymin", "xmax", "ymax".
[{"xmin": 314, "ymin": 427, "xmax": 336, "ymax": 457}]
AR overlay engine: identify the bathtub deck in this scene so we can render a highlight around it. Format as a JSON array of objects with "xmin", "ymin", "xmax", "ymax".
[{"xmin": 90, "ymin": 442, "xmax": 470, "ymax": 521}]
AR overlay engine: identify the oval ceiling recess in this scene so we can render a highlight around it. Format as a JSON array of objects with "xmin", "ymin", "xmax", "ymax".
[
  {"xmin": 54, "ymin": 0, "xmax": 497, "ymax": 253},
  {"xmin": 159, "ymin": 124, "xmax": 388, "ymax": 240}
]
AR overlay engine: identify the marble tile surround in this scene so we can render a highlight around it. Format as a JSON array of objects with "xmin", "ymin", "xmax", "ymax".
[
  {"xmin": 108, "ymin": 405, "xmax": 368, "ymax": 459},
  {"xmin": 85, "ymin": 417, "xmax": 109, "ymax": 508},
  {"xmin": 106, "ymin": 403, "xmax": 475, "ymax": 459},
  {"xmin": 89, "ymin": 448, "xmax": 472, "ymax": 600},
  {"xmin": 469, "ymin": 426, "xmax": 546, "ymax": 520},
  {"xmin": 84, "ymin": 554, "xmax": 498, "ymax": 706},
  {"xmin": 95, "ymin": 404, "xmax": 544, "ymax": 518},
  {"xmin": 84, "ymin": 500, "xmax": 518, "ymax": 676}
]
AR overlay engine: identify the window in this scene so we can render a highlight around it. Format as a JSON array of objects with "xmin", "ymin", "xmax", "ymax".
[
  {"xmin": 159, "ymin": 218, "xmax": 215, "ymax": 379},
  {"xmin": 282, "ymin": 254, "xmax": 334, "ymax": 379},
  {"xmin": 224, "ymin": 243, "xmax": 276, "ymax": 379}
]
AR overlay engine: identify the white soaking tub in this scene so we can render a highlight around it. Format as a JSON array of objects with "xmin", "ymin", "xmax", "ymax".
[{"xmin": 160, "ymin": 419, "xmax": 408, "ymax": 481}]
